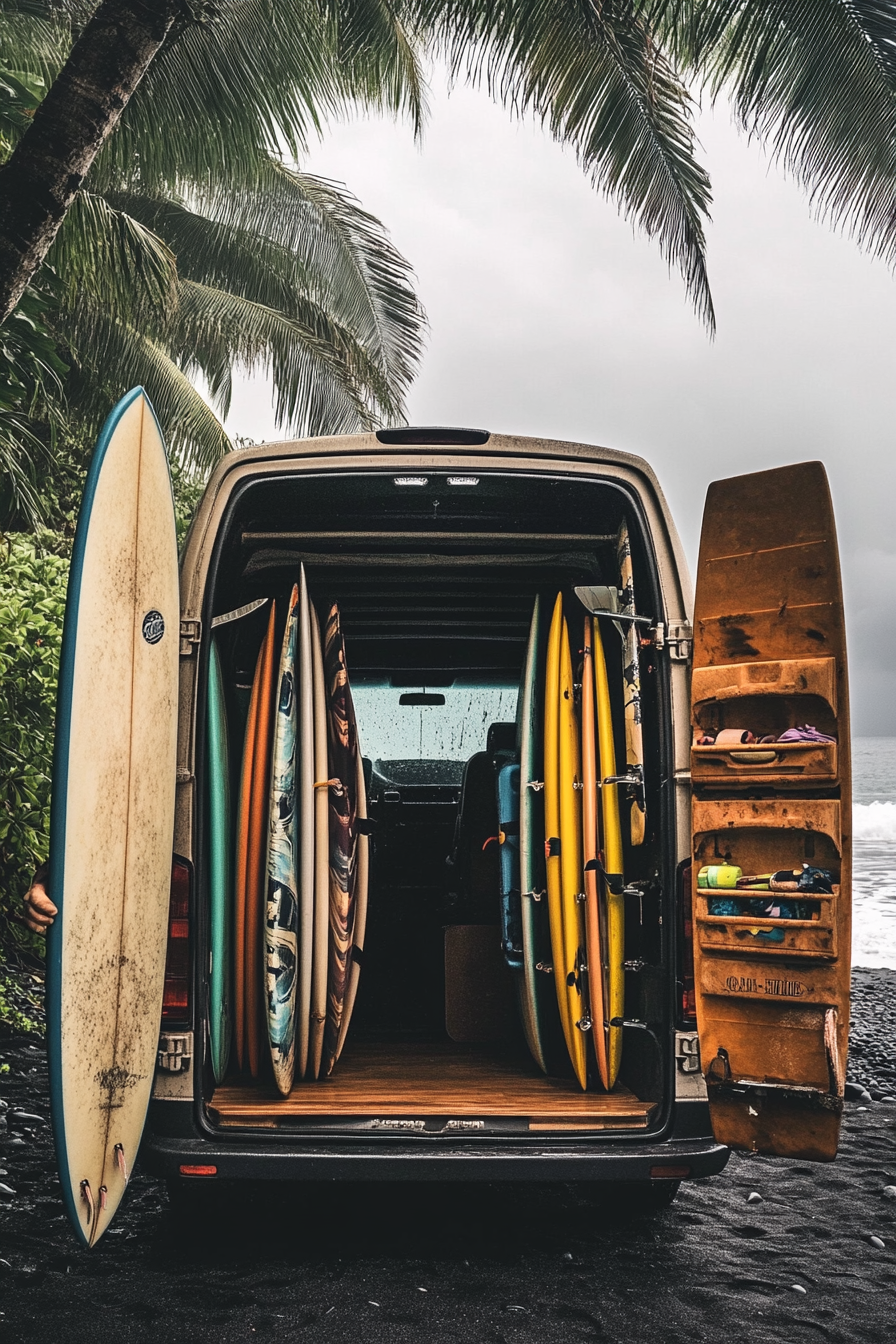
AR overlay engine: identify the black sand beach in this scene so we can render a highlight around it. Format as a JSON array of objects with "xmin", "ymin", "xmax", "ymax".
[{"xmin": 1, "ymin": 968, "xmax": 894, "ymax": 1344}]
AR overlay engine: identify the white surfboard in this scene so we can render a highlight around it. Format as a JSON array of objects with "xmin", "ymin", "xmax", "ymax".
[
  {"xmin": 48, "ymin": 388, "xmax": 179, "ymax": 1247},
  {"xmin": 296, "ymin": 565, "xmax": 315, "ymax": 1079},
  {"xmin": 308, "ymin": 599, "xmax": 330, "ymax": 1078}
]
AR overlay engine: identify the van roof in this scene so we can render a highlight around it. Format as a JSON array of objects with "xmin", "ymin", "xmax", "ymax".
[{"xmin": 212, "ymin": 428, "xmax": 665, "ymax": 493}]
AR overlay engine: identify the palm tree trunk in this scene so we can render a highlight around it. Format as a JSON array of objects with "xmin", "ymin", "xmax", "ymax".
[{"xmin": 0, "ymin": 0, "xmax": 184, "ymax": 324}]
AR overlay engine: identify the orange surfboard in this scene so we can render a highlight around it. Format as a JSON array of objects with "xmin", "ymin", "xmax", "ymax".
[
  {"xmin": 236, "ymin": 603, "xmax": 277, "ymax": 1078},
  {"xmin": 234, "ymin": 658, "xmax": 259, "ymax": 1070},
  {"xmin": 581, "ymin": 617, "xmax": 609, "ymax": 1090}
]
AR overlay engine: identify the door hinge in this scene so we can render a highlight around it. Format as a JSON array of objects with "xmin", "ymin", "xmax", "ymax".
[
  {"xmin": 157, "ymin": 1032, "xmax": 192, "ymax": 1074},
  {"xmin": 179, "ymin": 617, "xmax": 201, "ymax": 657},
  {"xmin": 664, "ymin": 620, "xmax": 693, "ymax": 662}
]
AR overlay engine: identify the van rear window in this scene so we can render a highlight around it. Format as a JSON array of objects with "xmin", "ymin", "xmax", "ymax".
[{"xmin": 351, "ymin": 678, "xmax": 517, "ymax": 762}]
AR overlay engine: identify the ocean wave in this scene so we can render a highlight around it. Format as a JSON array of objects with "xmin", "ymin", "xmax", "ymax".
[{"xmin": 854, "ymin": 800, "xmax": 896, "ymax": 842}]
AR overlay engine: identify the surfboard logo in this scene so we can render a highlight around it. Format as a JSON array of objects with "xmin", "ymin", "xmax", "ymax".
[{"xmin": 142, "ymin": 610, "xmax": 165, "ymax": 645}]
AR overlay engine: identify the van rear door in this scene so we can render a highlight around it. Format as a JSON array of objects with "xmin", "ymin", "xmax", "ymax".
[{"xmin": 691, "ymin": 461, "xmax": 850, "ymax": 1161}]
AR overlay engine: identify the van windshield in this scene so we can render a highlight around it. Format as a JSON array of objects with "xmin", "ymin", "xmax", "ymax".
[{"xmin": 351, "ymin": 677, "xmax": 518, "ymax": 764}]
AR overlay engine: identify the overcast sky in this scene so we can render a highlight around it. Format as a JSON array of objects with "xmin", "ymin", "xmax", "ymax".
[{"xmin": 225, "ymin": 74, "xmax": 896, "ymax": 736}]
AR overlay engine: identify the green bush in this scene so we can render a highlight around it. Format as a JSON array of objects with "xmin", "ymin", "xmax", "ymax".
[{"xmin": 0, "ymin": 535, "xmax": 68, "ymax": 953}]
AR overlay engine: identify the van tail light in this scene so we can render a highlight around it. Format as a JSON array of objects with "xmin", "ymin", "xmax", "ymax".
[
  {"xmin": 162, "ymin": 857, "xmax": 192, "ymax": 1024},
  {"xmin": 677, "ymin": 859, "xmax": 696, "ymax": 1026}
]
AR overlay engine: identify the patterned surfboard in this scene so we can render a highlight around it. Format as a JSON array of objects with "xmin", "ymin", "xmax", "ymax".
[
  {"xmin": 617, "ymin": 519, "xmax": 645, "ymax": 846},
  {"xmin": 265, "ymin": 584, "xmax": 300, "ymax": 1094},
  {"xmin": 322, "ymin": 602, "xmax": 359, "ymax": 1076}
]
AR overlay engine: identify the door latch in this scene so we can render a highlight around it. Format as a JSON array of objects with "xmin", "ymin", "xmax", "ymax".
[{"xmin": 179, "ymin": 617, "xmax": 201, "ymax": 657}]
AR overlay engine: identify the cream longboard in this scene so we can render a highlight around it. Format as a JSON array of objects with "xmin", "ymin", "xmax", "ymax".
[
  {"xmin": 308, "ymin": 601, "xmax": 329, "ymax": 1077},
  {"xmin": 48, "ymin": 389, "xmax": 179, "ymax": 1247},
  {"xmin": 296, "ymin": 565, "xmax": 315, "ymax": 1079}
]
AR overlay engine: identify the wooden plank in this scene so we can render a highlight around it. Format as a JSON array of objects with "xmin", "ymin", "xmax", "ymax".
[{"xmin": 210, "ymin": 1042, "xmax": 655, "ymax": 1121}]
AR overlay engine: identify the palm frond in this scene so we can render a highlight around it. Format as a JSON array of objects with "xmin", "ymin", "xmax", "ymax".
[
  {"xmin": 654, "ymin": 0, "xmax": 896, "ymax": 266},
  {"xmin": 166, "ymin": 163, "xmax": 419, "ymax": 393},
  {"xmin": 0, "ymin": 284, "xmax": 67, "ymax": 528},
  {"xmin": 325, "ymin": 0, "xmax": 429, "ymax": 128},
  {"xmin": 172, "ymin": 277, "xmax": 390, "ymax": 437},
  {"xmin": 0, "ymin": 4, "xmax": 70, "ymax": 83},
  {"xmin": 100, "ymin": 0, "xmax": 427, "ymax": 194},
  {"xmin": 58, "ymin": 300, "xmax": 231, "ymax": 472},
  {"xmin": 0, "ymin": 404, "xmax": 54, "ymax": 526},
  {"xmin": 415, "ymin": 0, "xmax": 715, "ymax": 328},
  {"xmin": 108, "ymin": 164, "xmax": 425, "ymax": 420},
  {"xmin": 48, "ymin": 191, "xmax": 177, "ymax": 318}
]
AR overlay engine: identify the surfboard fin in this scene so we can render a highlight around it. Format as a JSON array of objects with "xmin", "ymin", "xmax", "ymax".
[{"xmin": 80, "ymin": 1179, "xmax": 94, "ymax": 1227}]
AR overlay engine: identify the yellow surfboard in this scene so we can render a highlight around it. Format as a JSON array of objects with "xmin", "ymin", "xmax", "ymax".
[
  {"xmin": 558, "ymin": 616, "xmax": 588, "ymax": 1089},
  {"xmin": 581, "ymin": 617, "xmax": 609, "ymax": 1091},
  {"xmin": 592, "ymin": 617, "xmax": 625, "ymax": 1087},
  {"xmin": 543, "ymin": 595, "xmax": 573, "ymax": 1062}
]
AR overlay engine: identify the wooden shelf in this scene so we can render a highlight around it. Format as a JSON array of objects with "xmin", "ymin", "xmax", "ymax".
[{"xmin": 210, "ymin": 1041, "xmax": 657, "ymax": 1131}]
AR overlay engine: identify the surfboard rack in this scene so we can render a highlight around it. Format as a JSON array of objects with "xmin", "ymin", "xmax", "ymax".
[
  {"xmin": 601, "ymin": 768, "xmax": 645, "ymax": 808},
  {"xmin": 573, "ymin": 583, "xmax": 652, "ymax": 628}
]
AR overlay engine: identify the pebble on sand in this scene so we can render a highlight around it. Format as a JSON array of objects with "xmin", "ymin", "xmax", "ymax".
[
  {"xmin": 747, "ymin": 1192, "xmax": 763, "ymax": 1203},
  {"xmin": 883, "ymin": 1186, "xmax": 896, "ymax": 1201},
  {"xmin": 869, "ymin": 1236, "xmax": 886, "ymax": 1250},
  {"xmin": 791, "ymin": 1285, "xmax": 807, "ymax": 1295}
]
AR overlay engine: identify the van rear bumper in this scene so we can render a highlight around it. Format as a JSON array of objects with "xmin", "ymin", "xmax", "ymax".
[{"xmin": 143, "ymin": 1135, "xmax": 729, "ymax": 1184}]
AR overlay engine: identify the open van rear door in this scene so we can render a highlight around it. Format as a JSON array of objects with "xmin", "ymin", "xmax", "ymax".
[
  {"xmin": 691, "ymin": 462, "xmax": 850, "ymax": 1162},
  {"xmin": 48, "ymin": 389, "xmax": 180, "ymax": 1244}
]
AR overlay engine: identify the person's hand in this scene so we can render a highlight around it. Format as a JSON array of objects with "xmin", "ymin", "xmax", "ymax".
[{"xmin": 24, "ymin": 879, "xmax": 56, "ymax": 935}]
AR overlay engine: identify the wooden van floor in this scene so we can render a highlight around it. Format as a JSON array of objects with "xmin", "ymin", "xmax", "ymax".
[{"xmin": 210, "ymin": 1042, "xmax": 658, "ymax": 1131}]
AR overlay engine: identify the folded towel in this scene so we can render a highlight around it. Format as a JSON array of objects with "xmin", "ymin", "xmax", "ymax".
[{"xmin": 777, "ymin": 725, "xmax": 836, "ymax": 744}]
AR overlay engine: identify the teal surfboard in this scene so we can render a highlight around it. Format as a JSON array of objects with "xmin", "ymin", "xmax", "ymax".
[
  {"xmin": 518, "ymin": 594, "xmax": 555, "ymax": 1074},
  {"xmin": 207, "ymin": 637, "xmax": 232, "ymax": 1084}
]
